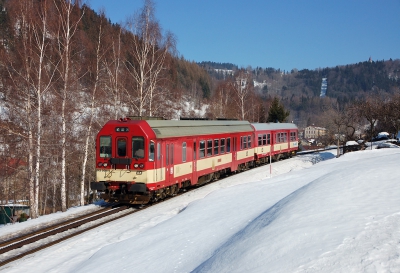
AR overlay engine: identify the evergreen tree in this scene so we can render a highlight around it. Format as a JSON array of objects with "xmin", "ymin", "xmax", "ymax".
[{"xmin": 267, "ymin": 97, "xmax": 290, "ymax": 123}]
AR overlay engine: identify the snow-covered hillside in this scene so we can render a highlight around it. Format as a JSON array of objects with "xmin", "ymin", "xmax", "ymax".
[{"xmin": 1, "ymin": 148, "xmax": 400, "ymax": 273}]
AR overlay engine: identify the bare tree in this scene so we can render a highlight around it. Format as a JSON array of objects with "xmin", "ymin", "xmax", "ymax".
[
  {"xmin": 354, "ymin": 96, "xmax": 382, "ymax": 141},
  {"xmin": 103, "ymin": 26, "xmax": 124, "ymax": 120},
  {"xmin": 79, "ymin": 13, "xmax": 107, "ymax": 206},
  {"xmin": 231, "ymin": 70, "xmax": 253, "ymax": 120},
  {"xmin": 2, "ymin": 0, "xmax": 57, "ymax": 218},
  {"xmin": 53, "ymin": 0, "xmax": 84, "ymax": 212},
  {"xmin": 207, "ymin": 81, "xmax": 236, "ymax": 119},
  {"xmin": 124, "ymin": 0, "xmax": 175, "ymax": 117}
]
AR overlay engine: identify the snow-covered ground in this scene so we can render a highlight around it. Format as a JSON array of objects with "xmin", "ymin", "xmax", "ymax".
[{"xmin": 1, "ymin": 148, "xmax": 400, "ymax": 273}]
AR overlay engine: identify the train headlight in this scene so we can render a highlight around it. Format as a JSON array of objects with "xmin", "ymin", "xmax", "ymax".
[
  {"xmin": 97, "ymin": 162, "xmax": 108, "ymax": 167},
  {"xmin": 139, "ymin": 163, "xmax": 144, "ymax": 169},
  {"xmin": 134, "ymin": 163, "xmax": 139, "ymax": 168}
]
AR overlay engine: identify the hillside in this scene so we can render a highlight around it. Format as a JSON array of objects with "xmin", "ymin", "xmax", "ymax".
[
  {"xmin": 200, "ymin": 59, "xmax": 400, "ymax": 127},
  {"xmin": 2, "ymin": 148, "xmax": 400, "ymax": 272}
]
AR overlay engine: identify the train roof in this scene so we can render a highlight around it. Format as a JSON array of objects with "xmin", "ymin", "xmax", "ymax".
[
  {"xmin": 251, "ymin": 122, "xmax": 298, "ymax": 131},
  {"xmin": 146, "ymin": 120, "xmax": 253, "ymax": 138}
]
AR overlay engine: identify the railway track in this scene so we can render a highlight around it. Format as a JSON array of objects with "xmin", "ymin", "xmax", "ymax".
[
  {"xmin": 0, "ymin": 205, "xmax": 138, "ymax": 267},
  {"xmin": 0, "ymin": 151, "xmax": 327, "ymax": 268}
]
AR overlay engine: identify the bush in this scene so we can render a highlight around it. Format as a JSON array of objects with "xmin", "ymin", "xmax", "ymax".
[{"xmin": 19, "ymin": 213, "xmax": 28, "ymax": 222}]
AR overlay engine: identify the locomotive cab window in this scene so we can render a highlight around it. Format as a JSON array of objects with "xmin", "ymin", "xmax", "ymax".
[
  {"xmin": 117, "ymin": 138, "xmax": 127, "ymax": 157},
  {"xmin": 132, "ymin": 137, "xmax": 145, "ymax": 158},
  {"xmin": 149, "ymin": 141, "xmax": 155, "ymax": 161},
  {"xmin": 99, "ymin": 136, "xmax": 112, "ymax": 158}
]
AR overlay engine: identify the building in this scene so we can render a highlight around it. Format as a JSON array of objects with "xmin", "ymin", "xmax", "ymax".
[{"xmin": 304, "ymin": 126, "xmax": 327, "ymax": 139}]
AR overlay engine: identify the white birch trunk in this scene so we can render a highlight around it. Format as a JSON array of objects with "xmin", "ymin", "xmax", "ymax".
[
  {"xmin": 55, "ymin": 0, "xmax": 84, "ymax": 212},
  {"xmin": 80, "ymin": 23, "xmax": 103, "ymax": 206}
]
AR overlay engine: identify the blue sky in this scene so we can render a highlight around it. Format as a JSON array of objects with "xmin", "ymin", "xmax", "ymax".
[{"xmin": 87, "ymin": 0, "xmax": 400, "ymax": 72}]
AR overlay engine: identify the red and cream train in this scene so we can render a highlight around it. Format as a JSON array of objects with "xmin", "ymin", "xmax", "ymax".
[{"xmin": 91, "ymin": 118, "xmax": 298, "ymax": 204}]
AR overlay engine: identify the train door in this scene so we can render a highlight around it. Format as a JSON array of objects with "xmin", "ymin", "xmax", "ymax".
[
  {"xmin": 112, "ymin": 136, "xmax": 131, "ymax": 168},
  {"xmin": 232, "ymin": 136, "xmax": 238, "ymax": 171},
  {"xmin": 166, "ymin": 142, "xmax": 174, "ymax": 184},
  {"xmin": 192, "ymin": 140, "xmax": 199, "ymax": 184}
]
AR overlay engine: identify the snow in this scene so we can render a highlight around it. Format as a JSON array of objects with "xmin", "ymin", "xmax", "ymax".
[
  {"xmin": 1, "ymin": 148, "xmax": 400, "ymax": 273},
  {"xmin": 345, "ymin": 140, "xmax": 358, "ymax": 146}
]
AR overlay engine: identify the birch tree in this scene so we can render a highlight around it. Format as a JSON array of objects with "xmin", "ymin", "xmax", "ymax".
[
  {"xmin": 80, "ymin": 13, "xmax": 107, "ymax": 206},
  {"xmin": 3, "ymin": 0, "xmax": 56, "ymax": 218},
  {"xmin": 54, "ymin": 0, "xmax": 84, "ymax": 212},
  {"xmin": 231, "ymin": 70, "xmax": 253, "ymax": 120},
  {"xmin": 125, "ymin": 0, "xmax": 175, "ymax": 116},
  {"xmin": 103, "ymin": 26, "xmax": 124, "ymax": 120}
]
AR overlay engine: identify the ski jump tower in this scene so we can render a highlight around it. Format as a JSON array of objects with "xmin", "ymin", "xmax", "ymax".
[{"xmin": 320, "ymin": 78, "xmax": 327, "ymax": 97}]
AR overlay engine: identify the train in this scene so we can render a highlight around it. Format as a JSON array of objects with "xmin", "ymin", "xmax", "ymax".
[{"xmin": 90, "ymin": 117, "xmax": 298, "ymax": 204}]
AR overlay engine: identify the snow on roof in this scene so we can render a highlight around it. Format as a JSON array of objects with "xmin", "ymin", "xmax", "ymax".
[{"xmin": 345, "ymin": 140, "xmax": 359, "ymax": 146}]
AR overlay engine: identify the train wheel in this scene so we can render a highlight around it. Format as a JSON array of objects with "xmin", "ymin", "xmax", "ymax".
[
  {"xmin": 158, "ymin": 191, "xmax": 164, "ymax": 200},
  {"xmin": 214, "ymin": 171, "xmax": 221, "ymax": 181}
]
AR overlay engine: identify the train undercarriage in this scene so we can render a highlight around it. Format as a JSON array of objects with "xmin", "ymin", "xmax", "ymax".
[{"xmin": 94, "ymin": 155, "xmax": 295, "ymax": 205}]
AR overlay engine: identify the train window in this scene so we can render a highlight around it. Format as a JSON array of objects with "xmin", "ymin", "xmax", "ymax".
[
  {"xmin": 99, "ymin": 136, "xmax": 112, "ymax": 158},
  {"xmin": 199, "ymin": 141, "xmax": 205, "ymax": 158},
  {"xmin": 277, "ymin": 133, "xmax": 286, "ymax": 143},
  {"xmin": 240, "ymin": 137, "xmax": 243, "ymax": 150},
  {"xmin": 182, "ymin": 142, "xmax": 187, "ymax": 162},
  {"xmin": 267, "ymin": 134, "xmax": 271, "ymax": 144},
  {"xmin": 117, "ymin": 138, "xmax": 127, "ymax": 157},
  {"xmin": 132, "ymin": 137, "xmax": 144, "ymax": 158},
  {"xmin": 149, "ymin": 141, "xmax": 155, "ymax": 161},
  {"xmin": 263, "ymin": 134, "xmax": 267, "ymax": 145},
  {"xmin": 220, "ymin": 138, "xmax": 225, "ymax": 153},
  {"xmin": 207, "ymin": 140, "xmax": 212, "ymax": 157},
  {"xmin": 248, "ymin": 136, "xmax": 252, "ymax": 148},
  {"xmin": 214, "ymin": 139, "xmax": 219, "ymax": 155},
  {"xmin": 276, "ymin": 133, "xmax": 281, "ymax": 143},
  {"xmin": 226, "ymin": 138, "xmax": 231, "ymax": 152},
  {"xmin": 243, "ymin": 136, "xmax": 247, "ymax": 149},
  {"xmin": 157, "ymin": 143, "xmax": 161, "ymax": 160},
  {"xmin": 290, "ymin": 132, "xmax": 297, "ymax": 141},
  {"xmin": 258, "ymin": 135, "xmax": 262, "ymax": 146}
]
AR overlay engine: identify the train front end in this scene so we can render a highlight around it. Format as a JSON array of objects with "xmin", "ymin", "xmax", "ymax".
[{"xmin": 91, "ymin": 118, "xmax": 156, "ymax": 204}]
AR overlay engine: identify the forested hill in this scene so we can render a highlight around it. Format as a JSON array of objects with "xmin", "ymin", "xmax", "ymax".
[{"xmin": 201, "ymin": 59, "xmax": 400, "ymax": 102}]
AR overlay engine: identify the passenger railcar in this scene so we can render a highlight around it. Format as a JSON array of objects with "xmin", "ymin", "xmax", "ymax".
[
  {"xmin": 91, "ymin": 118, "xmax": 298, "ymax": 204},
  {"xmin": 252, "ymin": 123, "xmax": 298, "ymax": 164}
]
